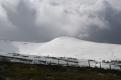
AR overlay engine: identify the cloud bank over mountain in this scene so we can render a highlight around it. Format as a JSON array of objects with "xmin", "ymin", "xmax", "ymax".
[{"xmin": 0, "ymin": 0, "xmax": 121, "ymax": 43}]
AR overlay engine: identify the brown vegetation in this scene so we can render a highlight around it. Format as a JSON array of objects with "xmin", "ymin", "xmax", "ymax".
[{"xmin": 0, "ymin": 62, "xmax": 121, "ymax": 80}]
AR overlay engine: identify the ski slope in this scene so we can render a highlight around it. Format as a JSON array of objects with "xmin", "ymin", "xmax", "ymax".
[{"xmin": 0, "ymin": 37, "xmax": 121, "ymax": 61}]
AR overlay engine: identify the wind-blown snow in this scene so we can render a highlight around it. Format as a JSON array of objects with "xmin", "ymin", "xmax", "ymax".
[{"xmin": 0, "ymin": 37, "xmax": 121, "ymax": 61}]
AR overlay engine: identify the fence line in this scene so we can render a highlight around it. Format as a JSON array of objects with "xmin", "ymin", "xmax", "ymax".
[{"xmin": 1, "ymin": 55, "xmax": 121, "ymax": 70}]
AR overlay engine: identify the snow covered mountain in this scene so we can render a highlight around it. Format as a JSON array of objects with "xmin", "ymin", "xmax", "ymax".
[{"xmin": 0, "ymin": 37, "xmax": 121, "ymax": 61}]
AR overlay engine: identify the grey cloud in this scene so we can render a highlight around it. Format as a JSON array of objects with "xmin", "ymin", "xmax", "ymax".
[
  {"xmin": 80, "ymin": 1, "xmax": 121, "ymax": 44},
  {"xmin": 0, "ymin": 0, "xmax": 121, "ymax": 44},
  {"xmin": 2, "ymin": 0, "xmax": 66, "ymax": 42}
]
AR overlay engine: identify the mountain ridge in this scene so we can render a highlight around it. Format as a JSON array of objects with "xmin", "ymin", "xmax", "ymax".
[{"xmin": 0, "ymin": 36, "xmax": 121, "ymax": 60}]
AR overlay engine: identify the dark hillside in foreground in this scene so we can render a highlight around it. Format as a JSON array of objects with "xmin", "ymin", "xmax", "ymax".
[{"xmin": 0, "ymin": 62, "xmax": 121, "ymax": 80}]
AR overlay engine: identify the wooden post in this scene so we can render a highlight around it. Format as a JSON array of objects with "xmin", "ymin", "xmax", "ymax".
[
  {"xmin": 45, "ymin": 59, "xmax": 47, "ymax": 65},
  {"xmin": 119, "ymin": 66, "xmax": 121, "ymax": 70},
  {"xmin": 88, "ymin": 60, "xmax": 90, "ymax": 68},
  {"xmin": 67, "ymin": 60, "xmax": 69, "ymax": 66},
  {"xmin": 95, "ymin": 61, "xmax": 97, "ymax": 68},
  {"xmin": 109, "ymin": 64, "xmax": 112, "ymax": 70},
  {"xmin": 76, "ymin": 62, "xmax": 79, "ymax": 67},
  {"xmin": 49, "ymin": 60, "xmax": 51, "ymax": 65},
  {"xmin": 58, "ymin": 59, "xmax": 60, "ymax": 65},
  {"xmin": 99, "ymin": 62, "xmax": 101, "ymax": 69}
]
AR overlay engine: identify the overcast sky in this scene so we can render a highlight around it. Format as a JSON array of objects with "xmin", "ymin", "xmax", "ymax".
[{"xmin": 0, "ymin": 0, "xmax": 121, "ymax": 44}]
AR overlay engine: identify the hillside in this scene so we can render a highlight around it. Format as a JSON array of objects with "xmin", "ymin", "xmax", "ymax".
[
  {"xmin": 0, "ymin": 62, "xmax": 121, "ymax": 80},
  {"xmin": 0, "ymin": 37, "xmax": 121, "ymax": 60}
]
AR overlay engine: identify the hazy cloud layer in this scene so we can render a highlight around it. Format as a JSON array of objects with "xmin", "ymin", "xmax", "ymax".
[{"xmin": 0, "ymin": 0, "xmax": 121, "ymax": 43}]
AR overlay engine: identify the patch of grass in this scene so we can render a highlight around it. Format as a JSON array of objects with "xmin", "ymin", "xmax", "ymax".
[{"xmin": 0, "ymin": 62, "xmax": 121, "ymax": 80}]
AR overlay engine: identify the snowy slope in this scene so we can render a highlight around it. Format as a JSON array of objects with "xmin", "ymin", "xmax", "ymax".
[
  {"xmin": 13, "ymin": 42, "xmax": 45, "ymax": 55},
  {"xmin": 0, "ymin": 40, "xmax": 44, "ymax": 55},
  {"xmin": 0, "ymin": 40, "xmax": 18, "ymax": 53},
  {"xmin": 34, "ymin": 37, "xmax": 121, "ymax": 61},
  {"xmin": 0, "ymin": 37, "xmax": 121, "ymax": 61}
]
